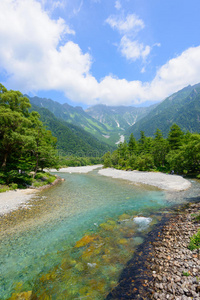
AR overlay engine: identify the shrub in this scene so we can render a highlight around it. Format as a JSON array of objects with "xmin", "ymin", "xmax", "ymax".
[
  {"xmin": 9, "ymin": 183, "xmax": 18, "ymax": 190},
  {"xmin": 188, "ymin": 229, "xmax": 200, "ymax": 250},
  {"xmin": 183, "ymin": 271, "xmax": 190, "ymax": 276}
]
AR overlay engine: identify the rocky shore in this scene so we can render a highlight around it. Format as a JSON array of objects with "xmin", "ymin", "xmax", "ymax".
[
  {"xmin": 148, "ymin": 202, "xmax": 200, "ymax": 300},
  {"xmin": 107, "ymin": 202, "xmax": 200, "ymax": 299}
]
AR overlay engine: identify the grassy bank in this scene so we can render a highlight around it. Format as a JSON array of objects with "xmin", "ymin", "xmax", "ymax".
[{"xmin": 0, "ymin": 172, "xmax": 57, "ymax": 193}]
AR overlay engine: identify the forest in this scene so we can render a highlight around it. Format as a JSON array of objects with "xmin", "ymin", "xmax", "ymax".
[
  {"xmin": 0, "ymin": 84, "xmax": 60, "ymax": 189},
  {"xmin": 103, "ymin": 125, "xmax": 200, "ymax": 178}
]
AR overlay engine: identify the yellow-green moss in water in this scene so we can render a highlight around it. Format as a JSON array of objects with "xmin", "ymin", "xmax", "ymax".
[{"xmin": 8, "ymin": 212, "xmax": 159, "ymax": 300}]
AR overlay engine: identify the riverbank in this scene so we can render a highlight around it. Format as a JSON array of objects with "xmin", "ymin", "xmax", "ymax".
[
  {"xmin": 107, "ymin": 202, "xmax": 200, "ymax": 299},
  {"xmin": 0, "ymin": 166, "xmax": 191, "ymax": 216},
  {"xmin": 99, "ymin": 168, "xmax": 191, "ymax": 191},
  {"xmin": 0, "ymin": 188, "xmax": 38, "ymax": 216},
  {"xmin": 49, "ymin": 164, "xmax": 103, "ymax": 173},
  {"xmin": 0, "ymin": 177, "xmax": 63, "ymax": 216}
]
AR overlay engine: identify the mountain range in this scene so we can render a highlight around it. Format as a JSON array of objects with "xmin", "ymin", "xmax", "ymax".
[
  {"xmin": 28, "ymin": 82, "xmax": 200, "ymax": 154},
  {"xmin": 126, "ymin": 83, "xmax": 200, "ymax": 139},
  {"xmin": 28, "ymin": 96, "xmax": 156, "ymax": 145}
]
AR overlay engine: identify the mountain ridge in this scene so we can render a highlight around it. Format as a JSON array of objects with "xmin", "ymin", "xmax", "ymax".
[
  {"xmin": 126, "ymin": 83, "xmax": 200, "ymax": 139},
  {"xmin": 28, "ymin": 95, "xmax": 119, "ymax": 145}
]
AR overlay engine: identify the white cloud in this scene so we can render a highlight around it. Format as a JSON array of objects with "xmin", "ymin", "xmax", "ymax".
[
  {"xmin": 40, "ymin": 0, "xmax": 65, "ymax": 11},
  {"xmin": 115, "ymin": 0, "xmax": 121, "ymax": 10},
  {"xmin": 120, "ymin": 36, "xmax": 151, "ymax": 61},
  {"xmin": 150, "ymin": 46, "xmax": 200, "ymax": 99},
  {"xmin": 106, "ymin": 13, "xmax": 151, "ymax": 63},
  {"xmin": 106, "ymin": 14, "xmax": 144, "ymax": 34},
  {"xmin": 73, "ymin": 0, "xmax": 83, "ymax": 15},
  {"xmin": 1, "ymin": 0, "xmax": 200, "ymax": 106}
]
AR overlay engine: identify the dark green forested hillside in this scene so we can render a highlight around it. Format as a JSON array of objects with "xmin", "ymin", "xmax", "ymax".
[
  {"xmin": 28, "ymin": 96, "xmax": 115, "ymax": 145},
  {"xmin": 30, "ymin": 104, "xmax": 114, "ymax": 156},
  {"xmin": 126, "ymin": 83, "xmax": 200, "ymax": 139}
]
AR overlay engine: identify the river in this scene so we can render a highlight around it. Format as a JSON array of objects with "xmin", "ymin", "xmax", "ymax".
[{"xmin": 0, "ymin": 168, "xmax": 199, "ymax": 299}]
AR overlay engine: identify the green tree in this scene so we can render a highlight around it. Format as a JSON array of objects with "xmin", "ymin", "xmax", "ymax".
[
  {"xmin": 152, "ymin": 129, "xmax": 169, "ymax": 168},
  {"xmin": 167, "ymin": 133, "xmax": 200, "ymax": 174},
  {"xmin": 134, "ymin": 154, "xmax": 155, "ymax": 171},
  {"xmin": 0, "ymin": 84, "xmax": 59, "ymax": 184},
  {"xmin": 103, "ymin": 152, "xmax": 112, "ymax": 168},
  {"xmin": 0, "ymin": 106, "xmax": 33, "ymax": 168},
  {"xmin": 138, "ymin": 131, "xmax": 153, "ymax": 154},
  {"xmin": 168, "ymin": 124, "xmax": 183, "ymax": 150},
  {"xmin": 30, "ymin": 118, "xmax": 59, "ymax": 177},
  {"xmin": 128, "ymin": 133, "xmax": 137, "ymax": 154}
]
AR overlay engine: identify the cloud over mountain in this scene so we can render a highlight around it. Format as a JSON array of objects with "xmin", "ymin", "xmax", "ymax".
[{"xmin": 0, "ymin": 0, "xmax": 200, "ymax": 106}]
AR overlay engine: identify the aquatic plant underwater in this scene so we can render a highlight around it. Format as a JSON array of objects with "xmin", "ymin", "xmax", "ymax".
[
  {"xmin": 8, "ymin": 212, "xmax": 160, "ymax": 299},
  {"xmin": 1, "ymin": 171, "xmax": 197, "ymax": 299}
]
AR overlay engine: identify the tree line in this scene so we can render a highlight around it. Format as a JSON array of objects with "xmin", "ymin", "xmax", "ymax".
[
  {"xmin": 103, "ymin": 124, "xmax": 200, "ymax": 177},
  {"xmin": 0, "ymin": 84, "xmax": 59, "ymax": 187}
]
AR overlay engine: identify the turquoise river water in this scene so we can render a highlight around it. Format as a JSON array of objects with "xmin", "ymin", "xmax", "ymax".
[{"xmin": 0, "ymin": 169, "xmax": 199, "ymax": 299}]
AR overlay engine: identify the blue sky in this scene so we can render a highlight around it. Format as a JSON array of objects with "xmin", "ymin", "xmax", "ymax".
[{"xmin": 1, "ymin": 0, "xmax": 200, "ymax": 107}]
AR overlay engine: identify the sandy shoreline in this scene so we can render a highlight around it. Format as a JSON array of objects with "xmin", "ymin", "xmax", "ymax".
[
  {"xmin": 0, "ymin": 188, "xmax": 38, "ymax": 216},
  {"xmin": 98, "ymin": 168, "xmax": 191, "ymax": 191},
  {"xmin": 0, "ymin": 177, "xmax": 63, "ymax": 216}
]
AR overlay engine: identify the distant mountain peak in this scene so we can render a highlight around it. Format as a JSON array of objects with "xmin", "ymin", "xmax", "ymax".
[{"xmin": 126, "ymin": 82, "xmax": 200, "ymax": 139}]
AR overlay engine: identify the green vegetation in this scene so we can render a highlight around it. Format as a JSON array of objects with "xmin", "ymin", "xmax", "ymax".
[
  {"xmin": 28, "ymin": 96, "xmax": 117, "ymax": 145},
  {"xmin": 182, "ymin": 271, "xmax": 190, "ymax": 276},
  {"xmin": 32, "ymin": 172, "xmax": 57, "ymax": 188},
  {"xmin": 195, "ymin": 214, "xmax": 200, "ymax": 222},
  {"xmin": 103, "ymin": 124, "xmax": 200, "ymax": 177},
  {"xmin": 188, "ymin": 229, "xmax": 200, "ymax": 251},
  {"xmin": 59, "ymin": 156, "xmax": 103, "ymax": 167},
  {"xmin": 0, "ymin": 84, "xmax": 59, "ymax": 188}
]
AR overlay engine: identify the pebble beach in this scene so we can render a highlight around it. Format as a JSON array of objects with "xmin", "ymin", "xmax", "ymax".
[{"xmin": 98, "ymin": 168, "xmax": 192, "ymax": 191}]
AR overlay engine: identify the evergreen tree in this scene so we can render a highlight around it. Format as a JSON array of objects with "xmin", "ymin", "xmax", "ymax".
[
  {"xmin": 152, "ymin": 129, "xmax": 169, "ymax": 168},
  {"xmin": 168, "ymin": 124, "xmax": 183, "ymax": 150},
  {"xmin": 128, "ymin": 133, "xmax": 137, "ymax": 154}
]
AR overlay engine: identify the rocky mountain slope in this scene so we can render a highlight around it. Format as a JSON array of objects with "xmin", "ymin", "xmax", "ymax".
[{"xmin": 86, "ymin": 104, "xmax": 157, "ymax": 131}]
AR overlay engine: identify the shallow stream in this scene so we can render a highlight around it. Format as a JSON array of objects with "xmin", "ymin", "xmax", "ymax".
[{"xmin": 0, "ymin": 169, "xmax": 199, "ymax": 299}]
